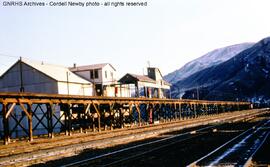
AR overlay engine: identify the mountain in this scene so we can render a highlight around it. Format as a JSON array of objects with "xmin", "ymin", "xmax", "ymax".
[
  {"xmin": 165, "ymin": 43, "xmax": 254, "ymax": 84},
  {"xmin": 172, "ymin": 37, "xmax": 270, "ymax": 103}
]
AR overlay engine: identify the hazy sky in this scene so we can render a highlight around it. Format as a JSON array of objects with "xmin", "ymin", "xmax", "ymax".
[{"xmin": 1, "ymin": 0, "xmax": 270, "ymax": 78}]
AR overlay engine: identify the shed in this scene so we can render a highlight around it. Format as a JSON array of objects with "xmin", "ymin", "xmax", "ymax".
[
  {"xmin": 0, "ymin": 58, "xmax": 93, "ymax": 138},
  {"xmin": 0, "ymin": 58, "xmax": 92, "ymax": 95}
]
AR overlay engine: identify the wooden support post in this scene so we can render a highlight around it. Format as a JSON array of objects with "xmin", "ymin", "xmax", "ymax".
[
  {"xmin": 110, "ymin": 105, "xmax": 114, "ymax": 130},
  {"xmin": 110, "ymin": 111, "xmax": 113, "ymax": 130},
  {"xmin": 104, "ymin": 109, "xmax": 107, "ymax": 131},
  {"xmin": 155, "ymin": 104, "xmax": 159, "ymax": 122},
  {"xmin": 2, "ymin": 103, "xmax": 10, "ymax": 145},
  {"xmin": 46, "ymin": 104, "xmax": 51, "ymax": 137},
  {"xmin": 186, "ymin": 104, "xmax": 189, "ymax": 119},
  {"xmin": 174, "ymin": 103, "xmax": 177, "ymax": 120},
  {"xmin": 92, "ymin": 117, "xmax": 95, "ymax": 132},
  {"xmin": 68, "ymin": 104, "xmax": 72, "ymax": 136},
  {"xmin": 152, "ymin": 104, "xmax": 155, "ymax": 124},
  {"xmin": 63, "ymin": 104, "xmax": 68, "ymax": 135},
  {"xmin": 79, "ymin": 104, "xmax": 83, "ymax": 133},
  {"xmin": 98, "ymin": 116, "xmax": 101, "ymax": 132},
  {"xmin": 171, "ymin": 104, "xmax": 174, "ymax": 121},
  {"xmin": 164, "ymin": 104, "xmax": 167, "ymax": 122},
  {"xmin": 179, "ymin": 103, "xmax": 182, "ymax": 120},
  {"xmin": 129, "ymin": 103, "xmax": 134, "ymax": 126},
  {"xmin": 46, "ymin": 103, "xmax": 54, "ymax": 138},
  {"xmin": 203, "ymin": 104, "xmax": 206, "ymax": 115},
  {"xmin": 62, "ymin": 103, "xmax": 71, "ymax": 136},
  {"xmin": 194, "ymin": 104, "xmax": 197, "ymax": 118},
  {"xmin": 182, "ymin": 104, "xmax": 185, "ymax": 120},
  {"xmin": 19, "ymin": 102, "xmax": 33, "ymax": 142},
  {"xmin": 93, "ymin": 103, "xmax": 101, "ymax": 132},
  {"xmin": 135, "ymin": 104, "xmax": 141, "ymax": 126},
  {"xmin": 167, "ymin": 104, "xmax": 172, "ymax": 122},
  {"xmin": 84, "ymin": 103, "xmax": 91, "ymax": 132},
  {"xmin": 27, "ymin": 103, "xmax": 33, "ymax": 142},
  {"xmin": 149, "ymin": 104, "xmax": 153, "ymax": 124},
  {"xmin": 120, "ymin": 108, "xmax": 124, "ymax": 129}
]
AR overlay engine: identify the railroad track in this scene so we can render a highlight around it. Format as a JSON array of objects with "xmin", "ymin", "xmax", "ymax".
[
  {"xmin": 188, "ymin": 120, "xmax": 270, "ymax": 167},
  {"xmin": 60, "ymin": 113, "xmax": 269, "ymax": 167},
  {"xmin": 61, "ymin": 125, "xmax": 218, "ymax": 167},
  {"xmin": 0, "ymin": 109, "xmax": 268, "ymax": 166}
]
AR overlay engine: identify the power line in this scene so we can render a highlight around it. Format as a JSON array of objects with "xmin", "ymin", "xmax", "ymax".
[
  {"xmin": 0, "ymin": 62, "xmax": 10, "ymax": 66},
  {"xmin": 0, "ymin": 53, "xmax": 19, "ymax": 59}
]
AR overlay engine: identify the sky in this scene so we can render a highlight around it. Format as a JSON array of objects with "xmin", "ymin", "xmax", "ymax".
[{"xmin": 1, "ymin": 0, "xmax": 270, "ymax": 78}]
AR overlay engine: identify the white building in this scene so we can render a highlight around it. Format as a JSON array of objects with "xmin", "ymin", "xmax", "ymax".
[
  {"xmin": 69, "ymin": 63, "xmax": 118, "ymax": 96},
  {"xmin": 119, "ymin": 67, "xmax": 171, "ymax": 98},
  {"xmin": 0, "ymin": 58, "xmax": 92, "ymax": 95},
  {"xmin": 0, "ymin": 59, "xmax": 93, "ymax": 138}
]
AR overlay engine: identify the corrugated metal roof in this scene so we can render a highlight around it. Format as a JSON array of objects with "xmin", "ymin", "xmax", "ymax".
[
  {"xmin": 69, "ymin": 63, "xmax": 116, "ymax": 71},
  {"xmin": 22, "ymin": 59, "xmax": 91, "ymax": 84}
]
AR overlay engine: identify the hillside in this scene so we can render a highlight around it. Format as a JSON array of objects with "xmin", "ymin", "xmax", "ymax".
[
  {"xmin": 165, "ymin": 43, "xmax": 254, "ymax": 84},
  {"xmin": 172, "ymin": 37, "xmax": 270, "ymax": 103}
]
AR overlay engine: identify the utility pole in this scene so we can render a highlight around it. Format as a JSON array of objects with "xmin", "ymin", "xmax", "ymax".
[
  {"xmin": 66, "ymin": 71, "xmax": 69, "ymax": 95},
  {"xmin": 196, "ymin": 86, "xmax": 199, "ymax": 100},
  {"xmin": 19, "ymin": 57, "xmax": 24, "ymax": 92},
  {"xmin": 147, "ymin": 61, "xmax": 150, "ymax": 67},
  {"xmin": 178, "ymin": 87, "xmax": 181, "ymax": 99},
  {"xmin": 90, "ymin": 70, "xmax": 96, "ymax": 96}
]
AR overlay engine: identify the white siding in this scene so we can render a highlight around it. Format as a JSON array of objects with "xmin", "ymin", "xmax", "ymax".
[
  {"xmin": 102, "ymin": 64, "xmax": 117, "ymax": 85},
  {"xmin": 138, "ymin": 81, "xmax": 159, "ymax": 88},
  {"xmin": 104, "ymin": 86, "xmax": 115, "ymax": 97},
  {"xmin": 155, "ymin": 69, "xmax": 163, "ymax": 81},
  {"xmin": 73, "ymin": 69, "xmax": 103, "ymax": 85},
  {"xmin": 57, "ymin": 82, "xmax": 92, "ymax": 96},
  {"xmin": 117, "ymin": 85, "xmax": 130, "ymax": 97},
  {"xmin": 103, "ymin": 85, "xmax": 130, "ymax": 97},
  {"xmin": 0, "ymin": 61, "xmax": 93, "ymax": 138},
  {"xmin": 0, "ymin": 63, "xmax": 58, "ymax": 93}
]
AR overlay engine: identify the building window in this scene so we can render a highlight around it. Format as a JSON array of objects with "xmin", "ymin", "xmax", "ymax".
[
  {"xmin": 94, "ymin": 69, "xmax": 99, "ymax": 79},
  {"xmin": 105, "ymin": 71, "xmax": 107, "ymax": 78},
  {"xmin": 111, "ymin": 72, "xmax": 113, "ymax": 79},
  {"xmin": 90, "ymin": 70, "xmax": 94, "ymax": 79}
]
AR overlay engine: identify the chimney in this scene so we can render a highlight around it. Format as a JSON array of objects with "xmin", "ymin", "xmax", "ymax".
[{"xmin": 73, "ymin": 63, "xmax": 76, "ymax": 68}]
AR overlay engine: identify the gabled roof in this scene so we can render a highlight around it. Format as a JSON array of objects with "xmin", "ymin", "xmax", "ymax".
[
  {"xmin": 1, "ymin": 58, "xmax": 91, "ymax": 84},
  {"xmin": 69, "ymin": 63, "xmax": 116, "ymax": 72},
  {"xmin": 119, "ymin": 73, "xmax": 156, "ymax": 84}
]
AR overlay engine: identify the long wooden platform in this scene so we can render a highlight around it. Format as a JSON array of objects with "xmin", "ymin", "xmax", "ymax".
[{"xmin": 0, "ymin": 92, "xmax": 251, "ymax": 145}]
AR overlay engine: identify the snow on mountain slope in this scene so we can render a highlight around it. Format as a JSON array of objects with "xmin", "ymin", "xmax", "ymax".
[
  {"xmin": 176, "ymin": 37, "xmax": 270, "ymax": 102},
  {"xmin": 164, "ymin": 43, "xmax": 254, "ymax": 84}
]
